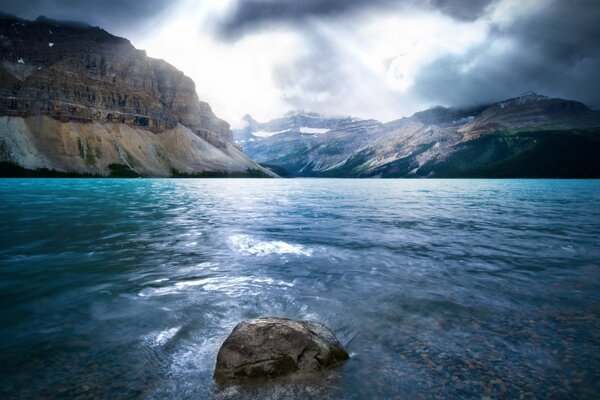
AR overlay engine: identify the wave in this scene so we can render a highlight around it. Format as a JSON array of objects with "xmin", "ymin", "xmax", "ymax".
[
  {"xmin": 138, "ymin": 275, "xmax": 294, "ymax": 298},
  {"xmin": 228, "ymin": 234, "xmax": 313, "ymax": 256},
  {"xmin": 144, "ymin": 326, "xmax": 181, "ymax": 347}
]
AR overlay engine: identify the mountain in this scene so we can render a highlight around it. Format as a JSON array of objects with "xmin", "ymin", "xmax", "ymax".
[
  {"xmin": 233, "ymin": 111, "xmax": 383, "ymax": 175},
  {"xmin": 238, "ymin": 93, "xmax": 600, "ymax": 178},
  {"xmin": 233, "ymin": 111, "xmax": 381, "ymax": 142},
  {"xmin": 0, "ymin": 14, "xmax": 273, "ymax": 177}
]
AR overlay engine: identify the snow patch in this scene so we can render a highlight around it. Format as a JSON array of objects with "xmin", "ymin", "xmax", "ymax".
[
  {"xmin": 299, "ymin": 127, "xmax": 330, "ymax": 134},
  {"xmin": 252, "ymin": 129, "xmax": 289, "ymax": 138},
  {"xmin": 48, "ymin": 42, "xmax": 54, "ymax": 47},
  {"xmin": 453, "ymin": 116, "xmax": 475, "ymax": 124},
  {"xmin": 17, "ymin": 58, "xmax": 24, "ymax": 64}
]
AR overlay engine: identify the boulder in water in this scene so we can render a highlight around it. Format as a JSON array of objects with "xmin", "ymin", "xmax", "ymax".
[{"xmin": 214, "ymin": 317, "xmax": 349, "ymax": 383}]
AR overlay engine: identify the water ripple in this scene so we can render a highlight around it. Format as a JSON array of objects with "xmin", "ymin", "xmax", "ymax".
[
  {"xmin": 228, "ymin": 234, "xmax": 313, "ymax": 257},
  {"xmin": 1, "ymin": 178, "xmax": 599, "ymax": 399}
]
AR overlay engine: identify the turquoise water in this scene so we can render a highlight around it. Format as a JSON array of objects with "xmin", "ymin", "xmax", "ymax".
[{"xmin": 1, "ymin": 179, "xmax": 599, "ymax": 399}]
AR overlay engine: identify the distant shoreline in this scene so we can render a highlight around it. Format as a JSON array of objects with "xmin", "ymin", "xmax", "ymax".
[
  {"xmin": 0, "ymin": 162, "xmax": 273, "ymax": 179},
  {"xmin": 1, "ymin": 163, "xmax": 598, "ymax": 179}
]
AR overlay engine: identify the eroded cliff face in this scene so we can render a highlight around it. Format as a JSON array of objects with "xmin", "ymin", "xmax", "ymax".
[
  {"xmin": 0, "ymin": 15, "xmax": 232, "ymax": 140},
  {"xmin": 0, "ymin": 116, "xmax": 267, "ymax": 177},
  {"xmin": 0, "ymin": 14, "xmax": 266, "ymax": 176}
]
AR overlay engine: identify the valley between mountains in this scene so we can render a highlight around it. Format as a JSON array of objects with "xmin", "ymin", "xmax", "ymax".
[{"xmin": 1, "ymin": 14, "xmax": 599, "ymax": 178}]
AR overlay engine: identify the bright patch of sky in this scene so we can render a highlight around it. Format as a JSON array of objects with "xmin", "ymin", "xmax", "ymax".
[{"xmin": 127, "ymin": 0, "xmax": 551, "ymax": 127}]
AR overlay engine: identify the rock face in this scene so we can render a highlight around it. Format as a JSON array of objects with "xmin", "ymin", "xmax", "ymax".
[
  {"xmin": 214, "ymin": 317, "xmax": 349, "ymax": 383},
  {"xmin": 0, "ymin": 115, "xmax": 271, "ymax": 177},
  {"xmin": 0, "ymin": 14, "xmax": 272, "ymax": 177},
  {"xmin": 239, "ymin": 93, "xmax": 600, "ymax": 178}
]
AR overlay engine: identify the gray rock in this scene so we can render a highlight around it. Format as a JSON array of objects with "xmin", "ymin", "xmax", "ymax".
[{"xmin": 214, "ymin": 317, "xmax": 349, "ymax": 383}]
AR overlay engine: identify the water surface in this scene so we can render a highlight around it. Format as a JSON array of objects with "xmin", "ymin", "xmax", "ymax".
[{"xmin": 1, "ymin": 179, "xmax": 599, "ymax": 399}]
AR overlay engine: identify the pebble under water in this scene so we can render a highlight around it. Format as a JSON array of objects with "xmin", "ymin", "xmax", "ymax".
[{"xmin": 1, "ymin": 178, "xmax": 599, "ymax": 399}]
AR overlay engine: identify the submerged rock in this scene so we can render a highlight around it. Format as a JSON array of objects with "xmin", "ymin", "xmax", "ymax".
[{"xmin": 214, "ymin": 317, "xmax": 349, "ymax": 383}]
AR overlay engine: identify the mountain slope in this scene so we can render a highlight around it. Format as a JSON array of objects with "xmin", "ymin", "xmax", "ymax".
[
  {"xmin": 0, "ymin": 14, "xmax": 273, "ymax": 177},
  {"xmin": 233, "ymin": 111, "xmax": 381, "ymax": 142},
  {"xmin": 239, "ymin": 93, "xmax": 600, "ymax": 178}
]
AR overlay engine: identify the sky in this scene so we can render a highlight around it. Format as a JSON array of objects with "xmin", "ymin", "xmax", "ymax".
[{"xmin": 1, "ymin": 0, "xmax": 599, "ymax": 127}]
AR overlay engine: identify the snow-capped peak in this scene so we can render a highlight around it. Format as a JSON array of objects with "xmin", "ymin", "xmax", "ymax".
[
  {"xmin": 498, "ymin": 91, "xmax": 549, "ymax": 108},
  {"xmin": 515, "ymin": 91, "xmax": 548, "ymax": 104}
]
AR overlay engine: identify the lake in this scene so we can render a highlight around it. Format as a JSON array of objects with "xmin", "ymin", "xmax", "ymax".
[{"xmin": 1, "ymin": 179, "xmax": 599, "ymax": 399}]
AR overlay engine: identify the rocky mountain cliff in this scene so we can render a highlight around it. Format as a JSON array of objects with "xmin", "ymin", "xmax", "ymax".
[
  {"xmin": 239, "ymin": 93, "xmax": 600, "ymax": 178},
  {"xmin": 0, "ymin": 14, "xmax": 272, "ymax": 177}
]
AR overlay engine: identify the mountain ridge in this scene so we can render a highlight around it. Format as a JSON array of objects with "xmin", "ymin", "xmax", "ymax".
[
  {"xmin": 238, "ymin": 93, "xmax": 600, "ymax": 178},
  {"xmin": 233, "ymin": 111, "xmax": 381, "ymax": 143}
]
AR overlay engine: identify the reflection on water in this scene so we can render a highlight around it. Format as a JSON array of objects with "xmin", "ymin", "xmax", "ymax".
[{"xmin": 1, "ymin": 178, "xmax": 599, "ymax": 399}]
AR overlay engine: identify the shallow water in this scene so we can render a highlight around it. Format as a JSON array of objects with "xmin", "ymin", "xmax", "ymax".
[{"xmin": 1, "ymin": 178, "xmax": 599, "ymax": 399}]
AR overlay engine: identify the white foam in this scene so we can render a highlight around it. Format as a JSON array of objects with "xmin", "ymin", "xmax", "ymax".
[
  {"xmin": 202, "ymin": 276, "xmax": 294, "ymax": 292},
  {"xmin": 145, "ymin": 326, "xmax": 181, "ymax": 347},
  {"xmin": 138, "ymin": 275, "xmax": 293, "ymax": 298},
  {"xmin": 169, "ymin": 336, "xmax": 223, "ymax": 374},
  {"xmin": 138, "ymin": 281, "xmax": 202, "ymax": 297},
  {"xmin": 229, "ymin": 234, "xmax": 313, "ymax": 256}
]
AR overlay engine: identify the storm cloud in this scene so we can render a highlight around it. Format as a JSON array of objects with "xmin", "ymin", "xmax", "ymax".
[
  {"xmin": 412, "ymin": 0, "xmax": 600, "ymax": 109},
  {"xmin": 0, "ymin": 0, "xmax": 598, "ymax": 123},
  {"xmin": 218, "ymin": 0, "xmax": 496, "ymax": 39},
  {"xmin": 0, "ymin": 0, "xmax": 172, "ymax": 32},
  {"xmin": 218, "ymin": 0, "xmax": 600, "ymax": 114}
]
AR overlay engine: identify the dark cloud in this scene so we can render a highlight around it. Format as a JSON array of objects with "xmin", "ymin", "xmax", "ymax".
[
  {"xmin": 0, "ymin": 0, "xmax": 172, "ymax": 33},
  {"xmin": 430, "ymin": 0, "xmax": 494, "ymax": 20},
  {"xmin": 412, "ymin": 0, "xmax": 600, "ymax": 109},
  {"xmin": 273, "ymin": 30, "xmax": 413, "ymax": 121},
  {"xmin": 221, "ymin": 0, "xmax": 389, "ymax": 38},
  {"xmin": 1, "ymin": 0, "xmax": 598, "ymax": 116},
  {"xmin": 267, "ymin": 0, "xmax": 600, "ymax": 119},
  {"xmin": 219, "ymin": 0, "xmax": 497, "ymax": 39},
  {"xmin": 273, "ymin": 32, "xmax": 347, "ymax": 109}
]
